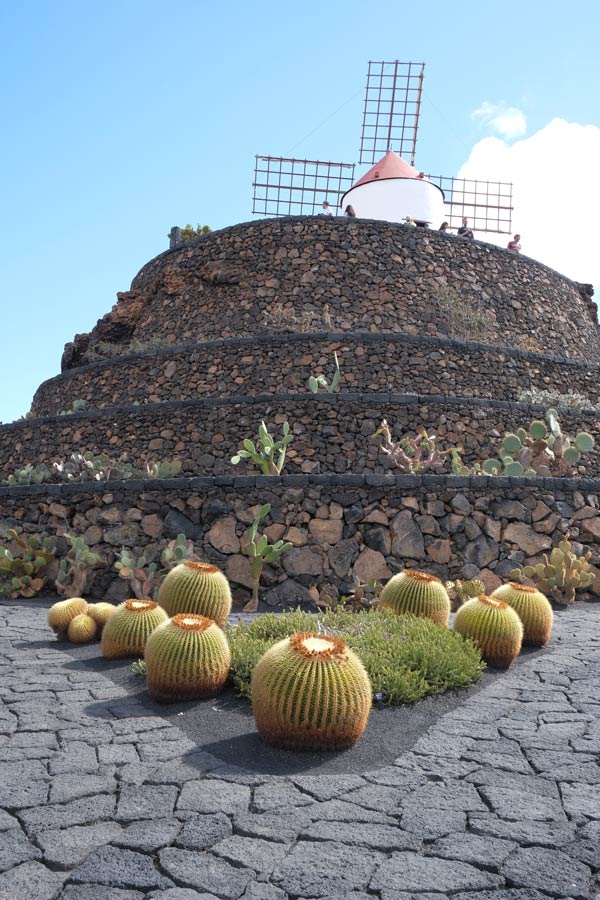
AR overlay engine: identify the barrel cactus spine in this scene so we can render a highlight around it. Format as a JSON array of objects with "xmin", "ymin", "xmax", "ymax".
[
  {"xmin": 454, "ymin": 595, "xmax": 523, "ymax": 668},
  {"xmin": 157, "ymin": 562, "xmax": 232, "ymax": 626},
  {"xmin": 48, "ymin": 597, "xmax": 88, "ymax": 637},
  {"xmin": 492, "ymin": 582, "xmax": 553, "ymax": 646},
  {"xmin": 68, "ymin": 613, "xmax": 98, "ymax": 644},
  {"xmin": 145, "ymin": 613, "xmax": 231, "ymax": 702},
  {"xmin": 379, "ymin": 570, "xmax": 451, "ymax": 627},
  {"xmin": 251, "ymin": 631, "xmax": 372, "ymax": 751},
  {"xmin": 101, "ymin": 599, "xmax": 168, "ymax": 659}
]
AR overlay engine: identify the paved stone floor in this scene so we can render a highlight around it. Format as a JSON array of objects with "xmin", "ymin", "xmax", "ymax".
[{"xmin": 1, "ymin": 601, "xmax": 600, "ymax": 900}]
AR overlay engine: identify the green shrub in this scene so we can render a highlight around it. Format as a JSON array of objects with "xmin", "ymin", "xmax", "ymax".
[{"xmin": 225, "ymin": 608, "xmax": 484, "ymax": 705}]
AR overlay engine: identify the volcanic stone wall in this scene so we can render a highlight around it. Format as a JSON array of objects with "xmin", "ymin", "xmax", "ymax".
[
  {"xmin": 62, "ymin": 217, "xmax": 600, "ymax": 371},
  {"xmin": 32, "ymin": 333, "xmax": 600, "ymax": 417},
  {"xmin": 1, "ymin": 475, "xmax": 599, "ymax": 604},
  {"xmin": 4, "ymin": 395, "xmax": 600, "ymax": 479}
]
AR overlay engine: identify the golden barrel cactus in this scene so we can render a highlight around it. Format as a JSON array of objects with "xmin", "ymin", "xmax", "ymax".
[
  {"xmin": 101, "ymin": 599, "xmax": 168, "ymax": 659},
  {"xmin": 157, "ymin": 562, "xmax": 232, "ymax": 626},
  {"xmin": 145, "ymin": 613, "xmax": 231, "ymax": 702},
  {"xmin": 251, "ymin": 632, "xmax": 372, "ymax": 751},
  {"xmin": 492, "ymin": 582, "xmax": 553, "ymax": 646},
  {"xmin": 454, "ymin": 595, "xmax": 523, "ymax": 668},
  {"xmin": 67, "ymin": 613, "xmax": 98, "ymax": 644},
  {"xmin": 48, "ymin": 597, "xmax": 88, "ymax": 637},
  {"xmin": 379, "ymin": 570, "xmax": 451, "ymax": 627},
  {"xmin": 87, "ymin": 602, "xmax": 117, "ymax": 632}
]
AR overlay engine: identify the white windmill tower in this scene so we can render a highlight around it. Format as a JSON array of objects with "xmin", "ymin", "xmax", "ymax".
[{"xmin": 252, "ymin": 61, "xmax": 513, "ymax": 236}]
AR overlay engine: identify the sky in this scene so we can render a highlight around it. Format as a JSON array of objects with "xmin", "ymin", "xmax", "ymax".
[{"xmin": 1, "ymin": 0, "xmax": 599, "ymax": 424}]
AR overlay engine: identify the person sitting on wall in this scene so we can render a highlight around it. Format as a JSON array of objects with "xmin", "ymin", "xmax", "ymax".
[
  {"xmin": 321, "ymin": 201, "xmax": 333, "ymax": 216},
  {"xmin": 457, "ymin": 217, "xmax": 474, "ymax": 239},
  {"xmin": 507, "ymin": 234, "xmax": 522, "ymax": 253},
  {"xmin": 439, "ymin": 221, "xmax": 450, "ymax": 233},
  {"xmin": 344, "ymin": 204, "xmax": 356, "ymax": 217},
  {"xmin": 404, "ymin": 216, "xmax": 417, "ymax": 227}
]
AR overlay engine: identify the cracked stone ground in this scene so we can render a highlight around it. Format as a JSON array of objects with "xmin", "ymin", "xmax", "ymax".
[{"xmin": 1, "ymin": 602, "xmax": 600, "ymax": 900}]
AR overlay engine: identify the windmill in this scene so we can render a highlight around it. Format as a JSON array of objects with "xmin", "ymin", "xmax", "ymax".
[{"xmin": 252, "ymin": 60, "xmax": 513, "ymax": 234}]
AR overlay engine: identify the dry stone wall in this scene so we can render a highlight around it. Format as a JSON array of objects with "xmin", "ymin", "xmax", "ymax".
[
  {"xmin": 4, "ymin": 395, "xmax": 600, "ymax": 480},
  {"xmin": 62, "ymin": 217, "xmax": 600, "ymax": 371},
  {"xmin": 32, "ymin": 332, "xmax": 600, "ymax": 417},
  {"xmin": 2, "ymin": 475, "xmax": 599, "ymax": 606}
]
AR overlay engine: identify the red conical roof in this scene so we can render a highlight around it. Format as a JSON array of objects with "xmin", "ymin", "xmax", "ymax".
[{"xmin": 351, "ymin": 150, "xmax": 425, "ymax": 188}]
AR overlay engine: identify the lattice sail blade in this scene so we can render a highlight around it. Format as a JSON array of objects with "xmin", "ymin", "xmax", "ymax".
[
  {"xmin": 252, "ymin": 156, "xmax": 356, "ymax": 217},
  {"xmin": 427, "ymin": 175, "xmax": 513, "ymax": 234},
  {"xmin": 359, "ymin": 60, "xmax": 425, "ymax": 166}
]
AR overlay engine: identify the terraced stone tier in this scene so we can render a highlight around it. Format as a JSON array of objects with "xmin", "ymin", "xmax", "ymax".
[
  {"xmin": 4, "ymin": 393, "xmax": 600, "ymax": 479},
  {"xmin": 32, "ymin": 332, "xmax": 600, "ymax": 417},
  {"xmin": 61, "ymin": 217, "xmax": 600, "ymax": 371}
]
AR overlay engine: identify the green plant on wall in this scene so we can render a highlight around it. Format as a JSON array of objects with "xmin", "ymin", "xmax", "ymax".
[
  {"xmin": 181, "ymin": 223, "xmax": 212, "ymax": 241},
  {"xmin": 0, "ymin": 530, "xmax": 56, "ymax": 598},
  {"xmin": 3, "ymin": 463, "xmax": 52, "ymax": 486},
  {"xmin": 115, "ymin": 534, "xmax": 197, "ymax": 599},
  {"xmin": 511, "ymin": 539, "xmax": 595, "ymax": 605},
  {"xmin": 481, "ymin": 409, "xmax": 595, "ymax": 477},
  {"xmin": 308, "ymin": 352, "xmax": 341, "ymax": 394},
  {"xmin": 372, "ymin": 420, "xmax": 450, "ymax": 473},
  {"xmin": 243, "ymin": 503, "xmax": 292, "ymax": 612},
  {"xmin": 231, "ymin": 420, "xmax": 294, "ymax": 475},
  {"xmin": 55, "ymin": 533, "xmax": 101, "ymax": 599}
]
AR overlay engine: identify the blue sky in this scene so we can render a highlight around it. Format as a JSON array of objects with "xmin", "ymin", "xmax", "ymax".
[{"xmin": 2, "ymin": 0, "xmax": 599, "ymax": 423}]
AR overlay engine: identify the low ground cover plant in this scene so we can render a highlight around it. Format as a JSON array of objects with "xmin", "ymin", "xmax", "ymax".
[{"xmin": 225, "ymin": 607, "xmax": 484, "ymax": 705}]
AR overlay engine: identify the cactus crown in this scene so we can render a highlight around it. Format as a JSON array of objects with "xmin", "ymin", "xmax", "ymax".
[
  {"xmin": 125, "ymin": 599, "xmax": 157, "ymax": 612},
  {"xmin": 172, "ymin": 613, "xmax": 213, "ymax": 632},
  {"xmin": 405, "ymin": 570, "xmax": 441, "ymax": 584},
  {"xmin": 183, "ymin": 562, "xmax": 219, "ymax": 574},
  {"xmin": 290, "ymin": 632, "xmax": 346, "ymax": 659},
  {"xmin": 478, "ymin": 595, "xmax": 507, "ymax": 609},
  {"xmin": 508, "ymin": 582, "xmax": 537, "ymax": 593}
]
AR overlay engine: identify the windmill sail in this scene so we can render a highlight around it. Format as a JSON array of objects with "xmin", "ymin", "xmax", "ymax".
[{"xmin": 252, "ymin": 156, "xmax": 355, "ymax": 216}]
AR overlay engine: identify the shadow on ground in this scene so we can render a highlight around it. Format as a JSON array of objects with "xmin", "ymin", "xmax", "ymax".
[{"xmin": 55, "ymin": 635, "xmax": 543, "ymax": 776}]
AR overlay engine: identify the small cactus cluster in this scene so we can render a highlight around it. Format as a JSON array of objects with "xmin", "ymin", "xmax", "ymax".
[
  {"xmin": 158, "ymin": 562, "xmax": 232, "ymax": 626},
  {"xmin": 145, "ymin": 614, "xmax": 231, "ymax": 702},
  {"xmin": 481, "ymin": 409, "xmax": 595, "ymax": 477},
  {"xmin": 48, "ymin": 597, "xmax": 117, "ymax": 644},
  {"xmin": 251, "ymin": 632, "xmax": 372, "ymax": 751},
  {"xmin": 511, "ymin": 539, "xmax": 594, "ymax": 605},
  {"xmin": 101, "ymin": 599, "xmax": 168, "ymax": 659},
  {"xmin": 454, "ymin": 595, "xmax": 524, "ymax": 668},
  {"xmin": 445, "ymin": 578, "xmax": 485, "ymax": 611},
  {"xmin": 379, "ymin": 570, "xmax": 451, "ymax": 627}
]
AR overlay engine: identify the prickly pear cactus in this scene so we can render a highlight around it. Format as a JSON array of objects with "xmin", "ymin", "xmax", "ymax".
[
  {"xmin": 492, "ymin": 582, "xmax": 553, "ymax": 646},
  {"xmin": 157, "ymin": 562, "xmax": 232, "ymax": 627},
  {"xmin": 512, "ymin": 539, "xmax": 594, "ymax": 605},
  {"xmin": 380, "ymin": 570, "xmax": 451, "ymax": 626},
  {"xmin": 251, "ymin": 632, "xmax": 372, "ymax": 751},
  {"xmin": 482, "ymin": 410, "xmax": 595, "ymax": 477},
  {"xmin": 145, "ymin": 614, "xmax": 231, "ymax": 702},
  {"xmin": 48, "ymin": 597, "xmax": 88, "ymax": 637},
  {"xmin": 67, "ymin": 613, "xmax": 98, "ymax": 644},
  {"xmin": 101, "ymin": 599, "xmax": 168, "ymax": 659},
  {"xmin": 454, "ymin": 596, "xmax": 523, "ymax": 668}
]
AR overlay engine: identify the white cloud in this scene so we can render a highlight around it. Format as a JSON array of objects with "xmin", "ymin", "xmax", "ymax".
[
  {"xmin": 471, "ymin": 101, "xmax": 527, "ymax": 139},
  {"xmin": 457, "ymin": 118, "xmax": 600, "ymax": 293}
]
